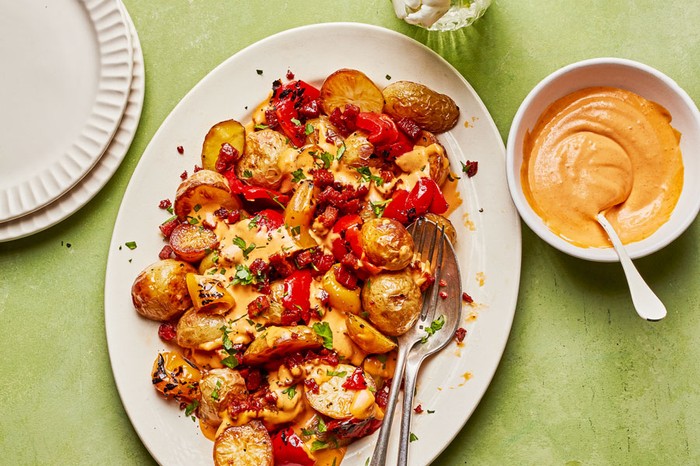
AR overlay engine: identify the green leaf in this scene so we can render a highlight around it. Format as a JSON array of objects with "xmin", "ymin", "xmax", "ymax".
[
  {"xmin": 356, "ymin": 166, "xmax": 384, "ymax": 186},
  {"xmin": 281, "ymin": 384, "xmax": 297, "ymax": 399},
  {"xmin": 410, "ymin": 432, "xmax": 419, "ymax": 442},
  {"xmin": 421, "ymin": 315, "xmax": 446, "ymax": 344},
  {"xmin": 313, "ymin": 322, "xmax": 334, "ymax": 350},
  {"xmin": 124, "ymin": 241, "xmax": 137, "ymax": 250},
  {"xmin": 291, "ymin": 168, "xmax": 306, "ymax": 183},
  {"xmin": 184, "ymin": 400, "xmax": 199, "ymax": 416},
  {"xmin": 232, "ymin": 236, "xmax": 256, "ymax": 259}
]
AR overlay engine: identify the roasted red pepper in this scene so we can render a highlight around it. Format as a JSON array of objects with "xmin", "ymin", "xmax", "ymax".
[
  {"xmin": 223, "ymin": 169, "xmax": 290, "ymax": 205},
  {"xmin": 272, "ymin": 80, "xmax": 320, "ymax": 147},
  {"xmin": 270, "ymin": 427, "xmax": 314, "ymax": 466},
  {"xmin": 255, "ymin": 209, "xmax": 284, "ymax": 230},
  {"xmin": 355, "ymin": 112, "xmax": 399, "ymax": 146},
  {"xmin": 383, "ymin": 177, "xmax": 448, "ymax": 224},
  {"xmin": 375, "ymin": 128, "xmax": 413, "ymax": 159},
  {"xmin": 330, "ymin": 215, "xmax": 364, "ymax": 261},
  {"xmin": 281, "ymin": 269, "xmax": 313, "ymax": 325}
]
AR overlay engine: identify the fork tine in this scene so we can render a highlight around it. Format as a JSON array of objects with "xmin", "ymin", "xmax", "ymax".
[{"xmin": 419, "ymin": 225, "xmax": 445, "ymax": 321}]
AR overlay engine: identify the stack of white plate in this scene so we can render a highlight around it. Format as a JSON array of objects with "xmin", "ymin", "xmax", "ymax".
[{"xmin": 0, "ymin": 0, "xmax": 144, "ymax": 242}]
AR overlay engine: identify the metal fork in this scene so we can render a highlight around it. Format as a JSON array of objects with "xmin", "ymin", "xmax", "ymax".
[
  {"xmin": 370, "ymin": 217, "xmax": 450, "ymax": 466},
  {"xmin": 398, "ymin": 231, "xmax": 462, "ymax": 466}
]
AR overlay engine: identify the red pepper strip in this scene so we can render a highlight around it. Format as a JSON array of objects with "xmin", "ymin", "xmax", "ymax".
[
  {"xmin": 270, "ymin": 427, "xmax": 314, "ymax": 466},
  {"xmin": 255, "ymin": 209, "xmax": 284, "ymax": 230},
  {"xmin": 272, "ymin": 80, "xmax": 320, "ymax": 147},
  {"xmin": 330, "ymin": 215, "xmax": 363, "ymax": 261},
  {"xmin": 223, "ymin": 169, "xmax": 290, "ymax": 205},
  {"xmin": 382, "ymin": 178, "xmax": 449, "ymax": 224},
  {"xmin": 375, "ymin": 129, "xmax": 414, "ymax": 159},
  {"xmin": 281, "ymin": 269, "xmax": 312, "ymax": 325},
  {"xmin": 382, "ymin": 189, "xmax": 410, "ymax": 224},
  {"xmin": 355, "ymin": 112, "xmax": 399, "ymax": 146}
]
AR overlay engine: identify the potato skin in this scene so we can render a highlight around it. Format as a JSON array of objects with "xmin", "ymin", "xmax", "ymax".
[
  {"xmin": 236, "ymin": 129, "xmax": 289, "ymax": 190},
  {"xmin": 199, "ymin": 368, "xmax": 247, "ymax": 426},
  {"xmin": 213, "ymin": 421, "xmax": 273, "ymax": 466},
  {"xmin": 131, "ymin": 259, "xmax": 197, "ymax": 322},
  {"xmin": 361, "ymin": 218, "xmax": 414, "ymax": 271},
  {"xmin": 176, "ymin": 308, "xmax": 227, "ymax": 349},
  {"xmin": 362, "ymin": 269, "xmax": 422, "ymax": 336},
  {"xmin": 383, "ymin": 81, "xmax": 459, "ymax": 133}
]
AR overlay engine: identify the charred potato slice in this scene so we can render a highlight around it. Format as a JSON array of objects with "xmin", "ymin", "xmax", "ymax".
[
  {"xmin": 304, "ymin": 364, "xmax": 377, "ymax": 420},
  {"xmin": 131, "ymin": 259, "xmax": 196, "ymax": 322},
  {"xmin": 242, "ymin": 325, "xmax": 323, "ymax": 366},
  {"xmin": 185, "ymin": 273, "xmax": 235, "ymax": 314},
  {"xmin": 213, "ymin": 421, "xmax": 273, "ymax": 466},
  {"xmin": 176, "ymin": 308, "xmax": 227, "ymax": 350},
  {"xmin": 362, "ymin": 269, "xmax": 422, "ymax": 336},
  {"xmin": 320, "ymin": 69, "xmax": 384, "ymax": 115},
  {"xmin": 284, "ymin": 180, "xmax": 319, "ymax": 248},
  {"xmin": 235, "ymin": 129, "xmax": 289, "ymax": 190},
  {"xmin": 199, "ymin": 368, "xmax": 247, "ymax": 426},
  {"xmin": 426, "ymin": 143, "xmax": 450, "ymax": 187},
  {"xmin": 346, "ymin": 314, "xmax": 397, "ymax": 354},
  {"xmin": 169, "ymin": 223, "xmax": 219, "ymax": 262},
  {"xmin": 383, "ymin": 81, "xmax": 459, "ymax": 133},
  {"xmin": 151, "ymin": 351, "xmax": 201, "ymax": 401},
  {"xmin": 360, "ymin": 218, "xmax": 414, "ymax": 271},
  {"xmin": 174, "ymin": 169, "xmax": 239, "ymax": 221},
  {"xmin": 201, "ymin": 119, "xmax": 245, "ymax": 171}
]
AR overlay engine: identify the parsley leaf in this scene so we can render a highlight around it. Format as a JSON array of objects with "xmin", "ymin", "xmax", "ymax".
[
  {"xmin": 313, "ymin": 322, "xmax": 334, "ymax": 350},
  {"xmin": 370, "ymin": 199, "xmax": 390, "ymax": 217},
  {"xmin": 231, "ymin": 264, "xmax": 256, "ymax": 285},
  {"xmin": 314, "ymin": 151, "xmax": 334, "ymax": 169},
  {"xmin": 281, "ymin": 385, "xmax": 297, "ymax": 400},
  {"xmin": 291, "ymin": 168, "xmax": 306, "ymax": 183},
  {"xmin": 356, "ymin": 166, "xmax": 384, "ymax": 186},
  {"xmin": 184, "ymin": 400, "xmax": 199, "ymax": 416},
  {"xmin": 421, "ymin": 315, "xmax": 446, "ymax": 344},
  {"xmin": 124, "ymin": 241, "xmax": 137, "ymax": 250},
  {"xmin": 326, "ymin": 369, "xmax": 347, "ymax": 378},
  {"xmin": 232, "ymin": 236, "xmax": 256, "ymax": 259},
  {"xmin": 410, "ymin": 432, "xmax": 419, "ymax": 442}
]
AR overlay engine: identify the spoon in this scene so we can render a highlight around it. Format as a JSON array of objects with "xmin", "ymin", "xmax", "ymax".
[{"xmin": 595, "ymin": 212, "xmax": 667, "ymax": 321}]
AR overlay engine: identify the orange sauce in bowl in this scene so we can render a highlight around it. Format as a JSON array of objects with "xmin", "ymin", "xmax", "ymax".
[{"xmin": 522, "ymin": 86, "xmax": 684, "ymax": 247}]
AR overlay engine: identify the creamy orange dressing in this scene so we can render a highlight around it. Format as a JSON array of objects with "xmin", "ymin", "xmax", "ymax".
[{"xmin": 522, "ymin": 86, "xmax": 683, "ymax": 247}]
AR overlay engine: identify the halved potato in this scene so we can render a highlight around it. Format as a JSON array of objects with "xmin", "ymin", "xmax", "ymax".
[
  {"xmin": 382, "ymin": 80, "xmax": 459, "ymax": 133},
  {"xmin": 174, "ymin": 169, "xmax": 240, "ymax": 221},
  {"xmin": 242, "ymin": 326, "xmax": 323, "ymax": 366},
  {"xmin": 169, "ymin": 223, "xmax": 219, "ymax": 262},
  {"xmin": 176, "ymin": 308, "xmax": 227, "ymax": 350},
  {"xmin": 213, "ymin": 421, "xmax": 273, "ymax": 466},
  {"xmin": 304, "ymin": 363, "xmax": 377, "ymax": 420},
  {"xmin": 131, "ymin": 259, "xmax": 196, "ymax": 322},
  {"xmin": 199, "ymin": 368, "xmax": 247, "ymax": 426},
  {"xmin": 320, "ymin": 69, "xmax": 384, "ymax": 115},
  {"xmin": 201, "ymin": 119, "xmax": 246, "ymax": 171},
  {"xmin": 346, "ymin": 314, "xmax": 397, "ymax": 354}
]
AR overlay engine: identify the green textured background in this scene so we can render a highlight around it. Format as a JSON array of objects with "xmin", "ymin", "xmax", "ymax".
[{"xmin": 1, "ymin": 1, "xmax": 699, "ymax": 465}]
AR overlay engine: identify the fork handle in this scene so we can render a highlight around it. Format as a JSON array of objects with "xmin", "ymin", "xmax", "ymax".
[
  {"xmin": 398, "ymin": 354, "xmax": 423, "ymax": 466},
  {"xmin": 370, "ymin": 341, "xmax": 412, "ymax": 466}
]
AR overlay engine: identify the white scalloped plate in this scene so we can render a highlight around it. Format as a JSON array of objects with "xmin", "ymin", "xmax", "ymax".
[
  {"xmin": 0, "ymin": 0, "xmax": 133, "ymax": 222},
  {"xmin": 105, "ymin": 23, "xmax": 521, "ymax": 466},
  {"xmin": 0, "ymin": 2, "xmax": 143, "ymax": 242}
]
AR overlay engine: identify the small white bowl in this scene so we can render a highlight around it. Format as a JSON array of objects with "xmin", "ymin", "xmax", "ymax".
[{"xmin": 506, "ymin": 57, "xmax": 700, "ymax": 262}]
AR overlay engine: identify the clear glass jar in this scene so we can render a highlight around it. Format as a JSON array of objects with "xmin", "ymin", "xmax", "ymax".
[{"xmin": 395, "ymin": 0, "xmax": 492, "ymax": 31}]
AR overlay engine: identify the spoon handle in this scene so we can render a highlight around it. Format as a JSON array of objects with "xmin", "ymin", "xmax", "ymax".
[
  {"xmin": 398, "ymin": 353, "xmax": 422, "ymax": 466},
  {"xmin": 596, "ymin": 213, "xmax": 667, "ymax": 321}
]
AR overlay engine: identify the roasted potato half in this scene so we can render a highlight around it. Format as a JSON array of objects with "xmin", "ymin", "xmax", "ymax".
[
  {"xmin": 320, "ymin": 69, "xmax": 384, "ymax": 115},
  {"xmin": 131, "ymin": 259, "xmax": 196, "ymax": 322},
  {"xmin": 383, "ymin": 81, "xmax": 459, "ymax": 133},
  {"xmin": 213, "ymin": 421, "xmax": 273, "ymax": 466},
  {"xmin": 362, "ymin": 269, "xmax": 422, "ymax": 336},
  {"xmin": 242, "ymin": 325, "xmax": 323, "ymax": 366},
  {"xmin": 176, "ymin": 308, "xmax": 227, "ymax": 350},
  {"xmin": 201, "ymin": 119, "xmax": 245, "ymax": 171},
  {"xmin": 174, "ymin": 169, "xmax": 239, "ymax": 221},
  {"xmin": 361, "ymin": 218, "xmax": 414, "ymax": 271},
  {"xmin": 199, "ymin": 368, "xmax": 247, "ymax": 426},
  {"xmin": 235, "ymin": 129, "xmax": 289, "ymax": 190},
  {"xmin": 169, "ymin": 223, "xmax": 219, "ymax": 262},
  {"xmin": 304, "ymin": 363, "xmax": 377, "ymax": 420},
  {"xmin": 346, "ymin": 314, "xmax": 397, "ymax": 354}
]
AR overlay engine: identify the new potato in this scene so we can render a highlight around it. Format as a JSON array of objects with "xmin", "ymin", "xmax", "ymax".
[
  {"xmin": 131, "ymin": 259, "xmax": 196, "ymax": 321},
  {"xmin": 362, "ymin": 269, "xmax": 422, "ymax": 336}
]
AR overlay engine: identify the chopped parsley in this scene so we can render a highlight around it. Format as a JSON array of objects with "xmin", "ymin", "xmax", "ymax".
[
  {"xmin": 370, "ymin": 199, "xmax": 391, "ymax": 217},
  {"xmin": 220, "ymin": 323, "xmax": 240, "ymax": 368},
  {"xmin": 356, "ymin": 166, "xmax": 384, "ymax": 186},
  {"xmin": 336, "ymin": 142, "xmax": 346, "ymax": 161},
  {"xmin": 124, "ymin": 241, "xmax": 137, "ymax": 250},
  {"xmin": 254, "ymin": 123, "xmax": 268, "ymax": 130},
  {"xmin": 410, "ymin": 432, "xmax": 419, "ymax": 442},
  {"xmin": 231, "ymin": 264, "xmax": 256, "ymax": 286},
  {"xmin": 232, "ymin": 236, "xmax": 256, "ymax": 259},
  {"xmin": 314, "ymin": 151, "xmax": 334, "ymax": 169},
  {"xmin": 281, "ymin": 385, "xmax": 297, "ymax": 400},
  {"xmin": 291, "ymin": 168, "xmax": 306, "ymax": 183},
  {"xmin": 242, "ymin": 169, "xmax": 253, "ymax": 178},
  {"xmin": 305, "ymin": 123, "xmax": 314, "ymax": 135},
  {"xmin": 326, "ymin": 369, "xmax": 347, "ymax": 378},
  {"xmin": 184, "ymin": 400, "xmax": 199, "ymax": 417},
  {"xmin": 313, "ymin": 322, "xmax": 334, "ymax": 350},
  {"xmin": 211, "ymin": 380, "xmax": 222, "ymax": 401},
  {"xmin": 421, "ymin": 315, "xmax": 446, "ymax": 344}
]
